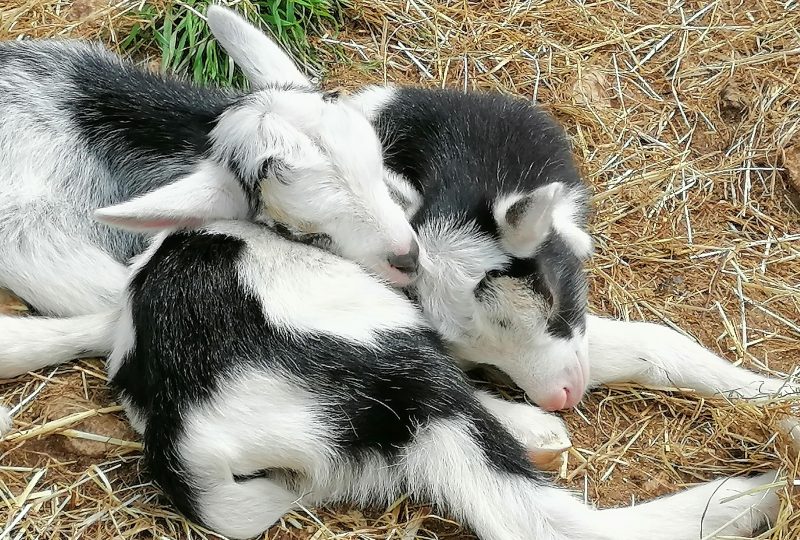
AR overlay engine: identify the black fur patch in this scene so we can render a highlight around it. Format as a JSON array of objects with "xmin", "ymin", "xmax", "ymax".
[
  {"xmin": 538, "ymin": 234, "xmax": 588, "ymax": 338},
  {"xmin": 6, "ymin": 41, "xmax": 248, "ymax": 262},
  {"xmin": 67, "ymin": 54, "xmax": 238, "ymax": 172},
  {"xmin": 112, "ymin": 228, "xmax": 545, "ymax": 523},
  {"xmin": 504, "ymin": 195, "xmax": 533, "ymax": 228},
  {"xmin": 373, "ymin": 88, "xmax": 586, "ymax": 229}
]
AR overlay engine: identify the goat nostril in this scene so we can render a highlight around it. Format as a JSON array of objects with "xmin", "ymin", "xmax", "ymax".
[
  {"xmin": 403, "ymin": 239, "xmax": 420, "ymax": 259},
  {"xmin": 388, "ymin": 239, "xmax": 420, "ymax": 275},
  {"xmin": 387, "ymin": 252, "xmax": 418, "ymax": 275},
  {"xmin": 562, "ymin": 386, "xmax": 583, "ymax": 409}
]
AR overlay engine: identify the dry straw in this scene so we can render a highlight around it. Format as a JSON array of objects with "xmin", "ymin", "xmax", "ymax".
[{"xmin": 1, "ymin": 0, "xmax": 799, "ymax": 538}]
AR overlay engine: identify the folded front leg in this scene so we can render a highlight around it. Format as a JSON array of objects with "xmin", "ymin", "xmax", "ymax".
[
  {"xmin": 476, "ymin": 390, "xmax": 572, "ymax": 469},
  {"xmin": 586, "ymin": 315, "xmax": 798, "ymax": 400}
]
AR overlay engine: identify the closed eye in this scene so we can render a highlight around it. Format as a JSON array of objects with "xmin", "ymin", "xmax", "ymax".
[{"xmin": 474, "ymin": 268, "xmax": 503, "ymax": 297}]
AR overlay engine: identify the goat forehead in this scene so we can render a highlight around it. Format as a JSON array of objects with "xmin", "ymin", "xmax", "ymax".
[{"xmin": 418, "ymin": 216, "xmax": 507, "ymax": 279}]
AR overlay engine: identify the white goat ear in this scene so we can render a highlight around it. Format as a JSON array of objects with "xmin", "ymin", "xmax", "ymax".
[
  {"xmin": 94, "ymin": 162, "xmax": 249, "ymax": 232},
  {"xmin": 206, "ymin": 5, "xmax": 311, "ymax": 88},
  {"xmin": 494, "ymin": 182, "xmax": 565, "ymax": 258}
]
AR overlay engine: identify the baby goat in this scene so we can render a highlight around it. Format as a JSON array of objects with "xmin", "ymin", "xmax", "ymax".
[
  {"xmin": 0, "ymin": 12, "xmax": 419, "ymax": 378},
  {"xmin": 0, "ymin": 8, "xmax": 793, "ymax": 537},
  {"xmin": 109, "ymin": 217, "xmax": 780, "ymax": 540},
  {"xmin": 0, "ymin": 23, "xmax": 416, "ymax": 318}
]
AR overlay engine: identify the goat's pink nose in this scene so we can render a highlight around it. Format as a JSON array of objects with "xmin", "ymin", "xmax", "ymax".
[
  {"xmin": 540, "ymin": 389, "xmax": 568, "ymax": 412},
  {"xmin": 540, "ymin": 386, "xmax": 582, "ymax": 412}
]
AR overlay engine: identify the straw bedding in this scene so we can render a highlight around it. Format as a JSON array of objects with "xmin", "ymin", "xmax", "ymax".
[{"xmin": 1, "ymin": 1, "xmax": 799, "ymax": 538}]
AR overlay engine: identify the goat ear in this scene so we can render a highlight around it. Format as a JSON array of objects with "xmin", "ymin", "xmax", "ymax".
[
  {"xmin": 94, "ymin": 162, "xmax": 249, "ymax": 232},
  {"xmin": 206, "ymin": 5, "xmax": 311, "ymax": 88},
  {"xmin": 494, "ymin": 182, "xmax": 565, "ymax": 258},
  {"xmin": 553, "ymin": 220, "xmax": 594, "ymax": 260}
]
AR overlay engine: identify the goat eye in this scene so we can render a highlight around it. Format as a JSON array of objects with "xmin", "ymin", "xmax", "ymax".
[
  {"xmin": 259, "ymin": 158, "xmax": 274, "ymax": 179},
  {"xmin": 260, "ymin": 158, "xmax": 289, "ymax": 184},
  {"xmin": 322, "ymin": 90, "xmax": 341, "ymax": 103},
  {"xmin": 474, "ymin": 269, "xmax": 501, "ymax": 297}
]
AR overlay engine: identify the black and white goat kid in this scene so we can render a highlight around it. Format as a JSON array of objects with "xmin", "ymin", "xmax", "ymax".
[
  {"xmin": 110, "ymin": 217, "xmax": 781, "ymax": 540},
  {"xmin": 206, "ymin": 8, "xmax": 799, "ymax": 415},
  {"xmin": 0, "ymin": 10, "xmax": 420, "ymax": 380}
]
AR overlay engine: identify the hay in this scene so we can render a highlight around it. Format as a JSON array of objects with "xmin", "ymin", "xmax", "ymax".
[{"xmin": 1, "ymin": 0, "xmax": 799, "ymax": 538}]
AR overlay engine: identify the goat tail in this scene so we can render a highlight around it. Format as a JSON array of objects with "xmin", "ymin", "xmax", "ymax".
[
  {"xmin": 0, "ymin": 310, "xmax": 118, "ymax": 378},
  {"xmin": 403, "ymin": 409, "xmax": 782, "ymax": 540}
]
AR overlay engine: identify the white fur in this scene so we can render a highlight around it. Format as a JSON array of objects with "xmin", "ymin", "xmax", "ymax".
[
  {"xmin": 552, "ymin": 188, "xmax": 593, "ymax": 259},
  {"xmin": 0, "ymin": 311, "xmax": 118, "ymax": 378},
  {"xmin": 104, "ymin": 304, "xmax": 137, "ymax": 382},
  {"xmin": 404, "ymin": 418, "xmax": 782, "ymax": 540},
  {"xmin": 493, "ymin": 182, "xmax": 564, "ymax": 258},
  {"xmin": 208, "ymin": 221, "xmax": 422, "ymax": 343},
  {"xmin": 493, "ymin": 182, "xmax": 592, "ymax": 261},
  {"xmin": 0, "ymin": 405, "xmax": 12, "ymax": 437},
  {"xmin": 0, "ymin": 241, "xmax": 128, "ymax": 317},
  {"xmin": 587, "ymin": 315, "xmax": 800, "ymax": 398},
  {"xmin": 206, "ymin": 5, "xmax": 311, "ymax": 89},
  {"xmin": 347, "ymin": 85, "xmax": 398, "ymax": 120},
  {"xmin": 414, "ymin": 216, "xmax": 509, "ymax": 344},
  {"xmin": 476, "ymin": 391, "xmax": 572, "ymax": 451},
  {"xmin": 105, "ymin": 233, "xmax": 169, "ymax": 384},
  {"xmin": 384, "ymin": 170, "xmax": 423, "ymax": 219},
  {"xmin": 176, "ymin": 371, "xmax": 331, "ymax": 538},
  {"xmin": 403, "ymin": 417, "xmax": 583, "ymax": 540},
  {"xmin": 118, "ymin": 395, "xmax": 147, "ymax": 436},
  {"xmin": 94, "ymin": 161, "xmax": 250, "ymax": 231},
  {"xmin": 592, "ymin": 471, "xmax": 783, "ymax": 539},
  {"xmin": 0, "ymin": 66, "xmax": 130, "ymax": 316}
]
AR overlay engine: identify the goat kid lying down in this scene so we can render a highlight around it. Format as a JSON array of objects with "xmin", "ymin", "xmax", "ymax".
[
  {"xmin": 0, "ymin": 7, "xmax": 793, "ymax": 537},
  {"xmin": 107, "ymin": 217, "xmax": 782, "ymax": 540},
  {"xmin": 0, "ymin": 8, "xmax": 418, "ymax": 375}
]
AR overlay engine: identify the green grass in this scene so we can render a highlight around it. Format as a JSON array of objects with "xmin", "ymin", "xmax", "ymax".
[{"xmin": 121, "ymin": 1, "xmax": 346, "ymax": 86}]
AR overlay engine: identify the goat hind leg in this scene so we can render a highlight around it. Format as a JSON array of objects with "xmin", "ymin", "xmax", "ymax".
[{"xmin": 0, "ymin": 232, "xmax": 128, "ymax": 317}]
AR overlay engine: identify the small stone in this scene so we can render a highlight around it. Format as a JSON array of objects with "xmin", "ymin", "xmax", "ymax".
[
  {"xmin": 720, "ymin": 83, "xmax": 749, "ymax": 121},
  {"xmin": 782, "ymin": 144, "xmax": 800, "ymax": 195},
  {"xmin": 46, "ymin": 396, "xmax": 134, "ymax": 457},
  {"xmin": 573, "ymin": 69, "xmax": 612, "ymax": 108}
]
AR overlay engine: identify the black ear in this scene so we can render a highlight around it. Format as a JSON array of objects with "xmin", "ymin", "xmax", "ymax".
[{"xmin": 494, "ymin": 182, "xmax": 564, "ymax": 257}]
